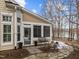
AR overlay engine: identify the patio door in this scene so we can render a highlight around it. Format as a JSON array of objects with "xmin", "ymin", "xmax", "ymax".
[{"xmin": 24, "ymin": 27, "xmax": 31, "ymax": 45}]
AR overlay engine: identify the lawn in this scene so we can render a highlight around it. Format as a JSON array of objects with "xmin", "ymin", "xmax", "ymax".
[{"xmin": 39, "ymin": 46, "xmax": 58, "ymax": 53}]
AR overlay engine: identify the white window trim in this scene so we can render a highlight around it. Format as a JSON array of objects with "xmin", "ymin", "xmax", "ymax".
[
  {"xmin": 33, "ymin": 25, "xmax": 42, "ymax": 38},
  {"xmin": 1, "ymin": 12, "xmax": 13, "ymax": 45},
  {"xmin": 1, "ymin": 12, "xmax": 13, "ymax": 22},
  {"xmin": 23, "ymin": 22, "xmax": 51, "ymax": 26}
]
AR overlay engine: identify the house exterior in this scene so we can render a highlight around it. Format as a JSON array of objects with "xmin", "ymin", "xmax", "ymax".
[
  {"xmin": 53, "ymin": 28, "xmax": 77, "ymax": 40},
  {"xmin": 0, "ymin": 0, "xmax": 52, "ymax": 51}
]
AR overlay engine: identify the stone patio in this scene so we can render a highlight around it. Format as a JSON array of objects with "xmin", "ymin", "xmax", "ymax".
[
  {"xmin": 26, "ymin": 47, "xmax": 42, "ymax": 54},
  {"xmin": 24, "ymin": 44, "xmax": 74, "ymax": 59}
]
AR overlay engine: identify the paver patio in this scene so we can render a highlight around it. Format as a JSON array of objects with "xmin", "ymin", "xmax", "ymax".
[
  {"xmin": 26, "ymin": 47, "xmax": 42, "ymax": 54},
  {"xmin": 24, "ymin": 42, "xmax": 74, "ymax": 59}
]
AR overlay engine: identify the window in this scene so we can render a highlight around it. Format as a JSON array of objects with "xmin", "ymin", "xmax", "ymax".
[
  {"xmin": 24, "ymin": 28, "xmax": 29, "ymax": 37},
  {"xmin": 3, "ymin": 25, "xmax": 11, "ymax": 42},
  {"xmin": 3, "ymin": 16, "xmax": 11, "ymax": 21},
  {"xmin": 17, "ymin": 17, "xmax": 21, "ymax": 23},
  {"xmin": 33, "ymin": 25, "xmax": 41, "ymax": 37},
  {"xmin": 17, "ymin": 25, "xmax": 20, "ymax": 41},
  {"xmin": 44, "ymin": 26, "xmax": 50, "ymax": 37}
]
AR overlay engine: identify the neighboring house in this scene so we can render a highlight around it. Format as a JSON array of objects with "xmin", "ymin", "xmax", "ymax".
[
  {"xmin": 53, "ymin": 28, "xmax": 69, "ymax": 39},
  {"xmin": 0, "ymin": 0, "xmax": 52, "ymax": 51},
  {"xmin": 53, "ymin": 28, "xmax": 77, "ymax": 40}
]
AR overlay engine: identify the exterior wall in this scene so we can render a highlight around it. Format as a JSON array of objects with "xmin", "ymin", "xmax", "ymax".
[
  {"xmin": 0, "ymin": 12, "xmax": 14, "ymax": 51},
  {"xmin": 14, "ymin": 10, "xmax": 23, "ymax": 46},
  {"xmin": 22, "ymin": 10, "xmax": 52, "ymax": 46},
  {"xmin": 0, "ymin": 10, "xmax": 23, "ymax": 51},
  {"xmin": 0, "ymin": 0, "xmax": 6, "ymax": 12},
  {"xmin": 0, "ymin": 0, "xmax": 16, "ymax": 50},
  {"xmin": 0, "ymin": 10, "xmax": 1, "ymax": 49},
  {"xmin": 23, "ymin": 12, "xmax": 49, "ymax": 24},
  {"xmin": 0, "ymin": 11, "xmax": 23, "ymax": 51},
  {"xmin": 0, "ymin": 0, "xmax": 5, "ymax": 50}
]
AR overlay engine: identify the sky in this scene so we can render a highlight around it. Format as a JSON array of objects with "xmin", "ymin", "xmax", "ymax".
[
  {"xmin": 15, "ymin": 0, "xmax": 43, "ymax": 15},
  {"xmin": 15, "ymin": 0, "xmax": 77, "ymax": 29},
  {"xmin": 15, "ymin": 0, "xmax": 77, "ymax": 15}
]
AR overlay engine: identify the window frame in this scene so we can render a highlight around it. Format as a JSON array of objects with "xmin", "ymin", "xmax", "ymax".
[
  {"xmin": 43, "ymin": 26, "xmax": 50, "ymax": 37},
  {"xmin": 33, "ymin": 25, "xmax": 41, "ymax": 37},
  {"xmin": 3, "ymin": 25, "xmax": 11, "ymax": 43},
  {"xmin": 17, "ymin": 25, "xmax": 21, "ymax": 41},
  {"xmin": 17, "ymin": 17, "xmax": 21, "ymax": 23},
  {"xmin": 3, "ymin": 15, "xmax": 12, "ymax": 22}
]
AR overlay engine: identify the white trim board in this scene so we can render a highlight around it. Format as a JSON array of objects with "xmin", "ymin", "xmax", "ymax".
[{"xmin": 22, "ymin": 22, "xmax": 51, "ymax": 26}]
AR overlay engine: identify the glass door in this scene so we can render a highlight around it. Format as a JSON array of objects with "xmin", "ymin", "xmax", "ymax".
[{"xmin": 24, "ymin": 28, "xmax": 31, "ymax": 45}]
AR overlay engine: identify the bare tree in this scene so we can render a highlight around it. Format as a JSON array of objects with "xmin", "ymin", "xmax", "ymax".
[{"xmin": 41, "ymin": 0, "xmax": 78, "ymax": 40}]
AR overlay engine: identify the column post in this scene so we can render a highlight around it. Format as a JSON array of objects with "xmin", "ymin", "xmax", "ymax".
[{"xmin": 14, "ymin": 7, "xmax": 17, "ymax": 49}]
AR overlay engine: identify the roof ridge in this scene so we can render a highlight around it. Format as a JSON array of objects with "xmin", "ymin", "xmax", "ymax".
[{"xmin": 5, "ymin": 0, "xmax": 18, "ymax": 4}]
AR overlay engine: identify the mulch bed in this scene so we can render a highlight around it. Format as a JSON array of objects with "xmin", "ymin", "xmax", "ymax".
[
  {"xmin": 63, "ymin": 49, "xmax": 79, "ymax": 59},
  {"xmin": 39, "ymin": 45, "xmax": 58, "ymax": 53},
  {"xmin": 0, "ymin": 49, "xmax": 30, "ymax": 59}
]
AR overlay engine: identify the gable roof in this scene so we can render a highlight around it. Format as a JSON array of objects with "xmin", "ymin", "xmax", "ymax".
[
  {"xmin": 5, "ymin": 0, "xmax": 52, "ymax": 24},
  {"xmin": 22, "ymin": 8, "xmax": 52, "ymax": 24}
]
